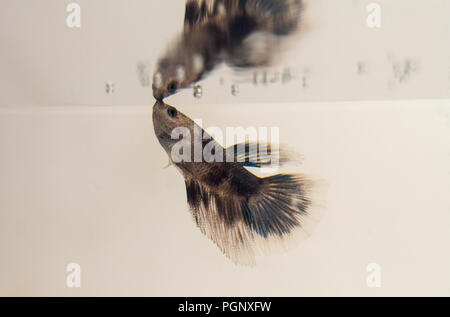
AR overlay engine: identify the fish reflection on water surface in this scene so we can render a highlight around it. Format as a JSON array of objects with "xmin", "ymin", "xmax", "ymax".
[{"xmin": 152, "ymin": 0, "xmax": 304, "ymax": 100}]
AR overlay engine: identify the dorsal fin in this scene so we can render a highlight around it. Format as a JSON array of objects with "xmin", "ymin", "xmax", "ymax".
[{"xmin": 224, "ymin": 142, "xmax": 301, "ymax": 168}]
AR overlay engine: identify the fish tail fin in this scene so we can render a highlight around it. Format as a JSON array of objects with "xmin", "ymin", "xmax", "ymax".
[
  {"xmin": 184, "ymin": 173, "xmax": 323, "ymax": 265},
  {"xmin": 244, "ymin": 173, "xmax": 314, "ymax": 239}
]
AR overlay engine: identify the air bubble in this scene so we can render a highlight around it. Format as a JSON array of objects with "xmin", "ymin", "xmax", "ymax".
[
  {"xmin": 253, "ymin": 71, "xmax": 267, "ymax": 85},
  {"xmin": 231, "ymin": 84, "xmax": 239, "ymax": 96},
  {"xmin": 105, "ymin": 81, "xmax": 115, "ymax": 94},
  {"xmin": 269, "ymin": 71, "xmax": 279, "ymax": 83},
  {"xmin": 193, "ymin": 84, "xmax": 203, "ymax": 98},
  {"xmin": 357, "ymin": 61, "xmax": 366, "ymax": 75},
  {"xmin": 282, "ymin": 68, "xmax": 293, "ymax": 83}
]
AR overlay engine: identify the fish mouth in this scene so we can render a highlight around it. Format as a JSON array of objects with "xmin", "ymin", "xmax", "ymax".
[
  {"xmin": 152, "ymin": 100, "xmax": 173, "ymax": 137},
  {"xmin": 152, "ymin": 85, "xmax": 168, "ymax": 101},
  {"xmin": 153, "ymin": 92, "xmax": 165, "ymax": 102},
  {"xmin": 153, "ymin": 99, "xmax": 166, "ymax": 109}
]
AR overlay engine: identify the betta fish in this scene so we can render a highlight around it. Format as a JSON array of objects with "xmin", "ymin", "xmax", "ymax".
[
  {"xmin": 152, "ymin": 100, "xmax": 316, "ymax": 265},
  {"xmin": 152, "ymin": 0, "xmax": 304, "ymax": 100}
]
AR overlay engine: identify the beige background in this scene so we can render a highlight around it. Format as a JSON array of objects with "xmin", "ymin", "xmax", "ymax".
[{"xmin": 0, "ymin": 1, "xmax": 450, "ymax": 296}]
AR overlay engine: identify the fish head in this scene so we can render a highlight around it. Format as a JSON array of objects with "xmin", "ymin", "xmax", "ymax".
[
  {"xmin": 152, "ymin": 61, "xmax": 186, "ymax": 100},
  {"xmin": 152, "ymin": 35, "xmax": 206, "ymax": 100},
  {"xmin": 152, "ymin": 101, "xmax": 196, "ymax": 155}
]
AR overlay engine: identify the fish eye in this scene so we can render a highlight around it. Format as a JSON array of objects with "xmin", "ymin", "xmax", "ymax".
[
  {"xmin": 167, "ymin": 107, "xmax": 177, "ymax": 118},
  {"xmin": 167, "ymin": 81, "xmax": 178, "ymax": 93}
]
